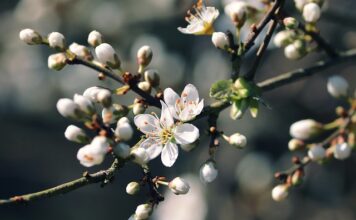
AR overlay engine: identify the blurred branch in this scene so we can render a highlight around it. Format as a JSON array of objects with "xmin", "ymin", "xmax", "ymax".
[{"xmin": 0, "ymin": 158, "xmax": 126, "ymax": 205}]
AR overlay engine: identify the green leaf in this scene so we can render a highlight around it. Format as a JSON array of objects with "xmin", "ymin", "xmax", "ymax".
[
  {"xmin": 249, "ymin": 98, "xmax": 259, "ymax": 118},
  {"xmin": 230, "ymin": 99, "xmax": 249, "ymax": 120},
  {"xmin": 210, "ymin": 79, "xmax": 233, "ymax": 101}
]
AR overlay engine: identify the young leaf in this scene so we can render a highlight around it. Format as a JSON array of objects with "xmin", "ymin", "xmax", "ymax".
[
  {"xmin": 249, "ymin": 98, "xmax": 259, "ymax": 118},
  {"xmin": 230, "ymin": 99, "xmax": 249, "ymax": 120},
  {"xmin": 210, "ymin": 79, "xmax": 233, "ymax": 101}
]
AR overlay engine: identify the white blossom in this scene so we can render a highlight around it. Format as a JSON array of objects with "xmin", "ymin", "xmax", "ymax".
[
  {"xmin": 73, "ymin": 94, "xmax": 95, "ymax": 115},
  {"xmin": 19, "ymin": 28, "xmax": 42, "ymax": 45},
  {"xmin": 163, "ymin": 84, "xmax": 204, "ymax": 122},
  {"xmin": 289, "ymin": 119, "xmax": 322, "ymax": 140},
  {"xmin": 169, "ymin": 177, "xmax": 190, "ymax": 195},
  {"xmin": 134, "ymin": 101, "xmax": 199, "ymax": 167},
  {"xmin": 114, "ymin": 143, "xmax": 131, "ymax": 159},
  {"xmin": 308, "ymin": 145, "xmax": 326, "ymax": 161},
  {"xmin": 64, "ymin": 125, "xmax": 88, "ymax": 144},
  {"xmin": 327, "ymin": 75, "xmax": 349, "ymax": 98},
  {"xmin": 200, "ymin": 161, "xmax": 218, "ymax": 183},
  {"xmin": 69, "ymin": 43, "xmax": 92, "ymax": 59},
  {"xmin": 126, "ymin": 182, "xmax": 140, "ymax": 195},
  {"xmin": 56, "ymin": 98, "xmax": 81, "ymax": 119},
  {"xmin": 48, "ymin": 32, "xmax": 65, "ymax": 50},
  {"xmin": 135, "ymin": 204, "xmax": 152, "ymax": 220},
  {"xmin": 334, "ymin": 143, "xmax": 352, "ymax": 160},
  {"xmin": 48, "ymin": 53, "xmax": 67, "ymax": 71},
  {"xmin": 303, "ymin": 3, "xmax": 321, "ymax": 23},
  {"xmin": 178, "ymin": 4, "xmax": 219, "ymax": 35},
  {"xmin": 77, "ymin": 138, "xmax": 109, "ymax": 167},
  {"xmin": 115, "ymin": 121, "xmax": 133, "ymax": 141},
  {"xmin": 95, "ymin": 43, "xmax": 121, "ymax": 69},
  {"xmin": 271, "ymin": 184, "xmax": 289, "ymax": 202},
  {"xmin": 211, "ymin": 32, "xmax": 229, "ymax": 49},
  {"xmin": 88, "ymin": 30, "xmax": 103, "ymax": 47}
]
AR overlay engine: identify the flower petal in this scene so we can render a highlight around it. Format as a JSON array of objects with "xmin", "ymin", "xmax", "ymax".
[
  {"xmin": 140, "ymin": 138, "xmax": 163, "ymax": 160},
  {"xmin": 160, "ymin": 101, "xmax": 174, "ymax": 128},
  {"xmin": 164, "ymin": 88, "xmax": 180, "ymax": 119},
  {"xmin": 174, "ymin": 123, "xmax": 199, "ymax": 145},
  {"xmin": 181, "ymin": 84, "xmax": 199, "ymax": 103},
  {"xmin": 195, "ymin": 99, "xmax": 204, "ymax": 115},
  {"xmin": 161, "ymin": 142, "xmax": 179, "ymax": 167},
  {"xmin": 134, "ymin": 114, "xmax": 160, "ymax": 135},
  {"xmin": 178, "ymin": 106, "xmax": 195, "ymax": 122}
]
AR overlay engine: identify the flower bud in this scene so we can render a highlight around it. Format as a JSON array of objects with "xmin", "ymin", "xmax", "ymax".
[
  {"xmin": 283, "ymin": 17, "xmax": 299, "ymax": 29},
  {"xmin": 294, "ymin": 0, "xmax": 307, "ymax": 11},
  {"xmin": 102, "ymin": 105, "xmax": 129, "ymax": 124},
  {"xmin": 77, "ymin": 144, "xmax": 106, "ymax": 167},
  {"xmin": 168, "ymin": 177, "xmax": 190, "ymax": 195},
  {"xmin": 289, "ymin": 119, "xmax": 322, "ymax": 140},
  {"xmin": 56, "ymin": 98, "xmax": 81, "ymax": 119},
  {"xmin": 211, "ymin": 32, "xmax": 229, "ymax": 49},
  {"xmin": 64, "ymin": 125, "xmax": 89, "ymax": 144},
  {"xmin": 87, "ymin": 30, "xmax": 103, "ymax": 47},
  {"xmin": 118, "ymin": 117, "xmax": 130, "ymax": 125},
  {"xmin": 200, "ymin": 161, "xmax": 218, "ymax": 183},
  {"xmin": 48, "ymin": 32, "xmax": 66, "ymax": 50},
  {"xmin": 91, "ymin": 136, "xmax": 110, "ymax": 152},
  {"xmin": 97, "ymin": 89, "xmax": 112, "ymax": 107},
  {"xmin": 95, "ymin": 43, "xmax": 121, "ymax": 69},
  {"xmin": 288, "ymin": 138, "xmax": 305, "ymax": 151},
  {"xmin": 131, "ymin": 148, "xmax": 150, "ymax": 165},
  {"xmin": 137, "ymin": 81, "xmax": 151, "ymax": 93},
  {"xmin": 284, "ymin": 41, "xmax": 305, "ymax": 60},
  {"xmin": 73, "ymin": 94, "xmax": 95, "ymax": 115},
  {"xmin": 327, "ymin": 75, "xmax": 349, "ymax": 98},
  {"xmin": 115, "ymin": 122, "xmax": 133, "ymax": 141},
  {"xmin": 144, "ymin": 69, "xmax": 160, "ymax": 87},
  {"xmin": 137, "ymin": 45, "xmax": 152, "ymax": 68},
  {"xmin": 19, "ymin": 28, "xmax": 42, "ymax": 45},
  {"xmin": 303, "ymin": 3, "xmax": 321, "ymax": 23},
  {"xmin": 126, "ymin": 182, "xmax": 140, "ymax": 195},
  {"xmin": 224, "ymin": 1, "xmax": 249, "ymax": 28},
  {"xmin": 133, "ymin": 103, "xmax": 146, "ymax": 115},
  {"xmin": 224, "ymin": 133, "xmax": 247, "ymax": 148},
  {"xmin": 308, "ymin": 145, "xmax": 326, "ymax": 161},
  {"xmin": 48, "ymin": 53, "xmax": 67, "ymax": 70},
  {"xmin": 114, "ymin": 143, "xmax": 131, "ymax": 159},
  {"xmin": 135, "ymin": 204, "xmax": 152, "ymax": 220},
  {"xmin": 334, "ymin": 143, "xmax": 352, "ymax": 160},
  {"xmin": 271, "ymin": 184, "xmax": 289, "ymax": 202},
  {"xmin": 273, "ymin": 30, "xmax": 295, "ymax": 48},
  {"xmin": 69, "ymin": 43, "xmax": 92, "ymax": 59}
]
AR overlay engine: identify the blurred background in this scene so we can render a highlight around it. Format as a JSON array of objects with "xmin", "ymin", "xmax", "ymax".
[{"xmin": 0, "ymin": 0, "xmax": 355, "ymax": 219}]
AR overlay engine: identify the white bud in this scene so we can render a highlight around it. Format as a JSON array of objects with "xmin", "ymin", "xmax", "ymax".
[
  {"xmin": 274, "ymin": 30, "xmax": 296, "ymax": 48},
  {"xmin": 87, "ymin": 30, "xmax": 103, "ymax": 47},
  {"xmin": 56, "ymin": 98, "xmax": 81, "ymax": 119},
  {"xmin": 131, "ymin": 148, "xmax": 150, "ymax": 165},
  {"xmin": 294, "ymin": 0, "xmax": 307, "ymax": 11},
  {"xmin": 226, "ymin": 133, "xmax": 247, "ymax": 148},
  {"xmin": 133, "ymin": 103, "xmax": 146, "ymax": 115},
  {"xmin": 224, "ymin": 1, "xmax": 249, "ymax": 27},
  {"xmin": 327, "ymin": 75, "xmax": 349, "ymax": 98},
  {"xmin": 95, "ymin": 43, "xmax": 121, "ymax": 69},
  {"xmin": 303, "ymin": 3, "xmax": 321, "ymax": 23},
  {"xmin": 77, "ymin": 144, "xmax": 106, "ymax": 167},
  {"xmin": 64, "ymin": 125, "xmax": 89, "ymax": 144},
  {"xmin": 97, "ymin": 89, "xmax": 112, "ymax": 107},
  {"xmin": 137, "ymin": 45, "xmax": 153, "ymax": 67},
  {"xmin": 48, "ymin": 53, "xmax": 67, "ymax": 70},
  {"xmin": 283, "ymin": 17, "xmax": 299, "ymax": 29},
  {"xmin": 137, "ymin": 81, "xmax": 151, "ymax": 93},
  {"xmin": 48, "ymin": 32, "xmax": 65, "ymax": 50},
  {"xmin": 135, "ymin": 204, "xmax": 152, "ymax": 220},
  {"xmin": 168, "ymin": 177, "xmax": 190, "ymax": 195},
  {"xmin": 114, "ymin": 143, "xmax": 131, "ymax": 159},
  {"xmin": 284, "ymin": 43, "xmax": 303, "ymax": 60},
  {"xmin": 83, "ymin": 86, "xmax": 110, "ymax": 101},
  {"xmin": 115, "ymin": 122, "xmax": 133, "ymax": 141},
  {"xmin": 308, "ymin": 145, "xmax": 326, "ymax": 161},
  {"xmin": 288, "ymin": 138, "xmax": 305, "ymax": 151},
  {"xmin": 271, "ymin": 184, "xmax": 289, "ymax": 202},
  {"xmin": 334, "ymin": 143, "xmax": 352, "ymax": 160},
  {"xmin": 73, "ymin": 94, "xmax": 95, "ymax": 115},
  {"xmin": 19, "ymin": 28, "xmax": 42, "ymax": 45},
  {"xmin": 118, "ymin": 117, "xmax": 130, "ymax": 125},
  {"xmin": 90, "ymin": 136, "xmax": 110, "ymax": 153},
  {"xmin": 69, "ymin": 43, "xmax": 92, "ymax": 59},
  {"xmin": 289, "ymin": 119, "xmax": 322, "ymax": 140},
  {"xmin": 126, "ymin": 182, "xmax": 140, "ymax": 195},
  {"xmin": 144, "ymin": 69, "xmax": 160, "ymax": 87},
  {"xmin": 211, "ymin": 32, "xmax": 229, "ymax": 49},
  {"xmin": 200, "ymin": 161, "xmax": 218, "ymax": 183}
]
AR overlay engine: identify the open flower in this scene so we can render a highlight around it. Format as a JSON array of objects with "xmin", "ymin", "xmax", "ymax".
[
  {"xmin": 164, "ymin": 84, "xmax": 204, "ymax": 122},
  {"xmin": 178, "ymin": 1, "xmax": 219, "ymax": 35},
  {"xmin": 134, "ymin": 101, "xmax": 199, "ymax": 167}
]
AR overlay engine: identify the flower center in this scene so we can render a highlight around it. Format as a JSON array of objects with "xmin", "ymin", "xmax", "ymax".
[{"xmin": 159, "ymin": 128, "xmax": 173, "ymax": 144}]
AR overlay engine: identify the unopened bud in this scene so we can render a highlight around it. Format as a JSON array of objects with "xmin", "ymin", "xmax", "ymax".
[
  {"xmin": 273, "ymin": 30, "xmax": 296, "ymax": 48},
  {"xmin": 73, "ymin": 94, "xmax": 95, "ymax": 115},
  {"xmin": 284, "ymin": 40, "xmax": 305, "ymax": 60},
  {"xmin": 69, "ymin": 43, "xmax": 92, "ymax": 59},
  {"xmin": 114, "ymin": 143, "xmax": 131, "ymax": 159},
  {"xmin": 289, "ymin": 119, "xmax": 323, "ymax": 140},
  {"xmin": 126, "ymin": 182, "xmax": 140, "ymax": 195},
  {"xmin": 48, "ymin": 32, "xmax": 66, "ymax": 50},
  {"xmin": 224, "ymin": 1, "xmax": 249, "ymax": 28},
  {"xmin": 133, "ymin": 103, "xmax": 146, "ymax": 115},
  {"xmin": 87, "ymin": 30, "xmax": 103, "ymax": 47},
  {"xmin": 271, "ymin": 184, "xmax": 289, "ymax": 202},
  {"xmin": 48, "ymin": 53, "xmax": 67, "ymax": 70},
  {"xmin": 131, "ymin": 148, "xmax": 150, "ymax": 165},
  {"xmin": 327, "ymin": 75, "xmax": 349, "ymax": 98},
  {"xmin": 303, "ymin": 3, "xmax": 321, "ymax": 23},
  {"xmin": 95, "ymin": 43, "xmax": 121, "ymax": 69},
  {"xmin": 56, "ymin": 98, "xmax": 82, "ymax": 119},
  {"xmin": 308, "ymin": 145, "xmax": 326, "ymax": 161},
  {"xmin": 137, "ymin": 45, "xmax": 152, "ymax": 71},
  {"xmin": 224, "ymin": 133, "xmax": 247, "ymax": 148},
  {"xmin": 288, "ymin": 138, "xmax": 305, "ymax": 151},
  {"xmin": 144, "ymin": 69, "xmax": 160, "ymax": 87},
  {"xmin": 64, "ymin": 125, "xmax": 89, "ymax": 144},
  {"xmin": 115, "ymin": 121, "xmax": 133, "ymax": 141},
  {"xmin": 19, "ymin": 28, "xmax": 42, "ymax": 45},
  {"xmin": 168, "ymin": 177, "xmax": 190, "ymax": 195},
  {"xmin": 97, "ymin": 89, "xmax": 112, "ymax": 107},
  {"xmin": 200, "ymin": 160, "xmax": 218, "ymax": 183},
  {"xmin": 334, "ymin": 142, "xmax": 352, "ymax": 160},
  {"xmin": 137, "ymin": 81, "xmax": 151, "ymax": 93},
  {"xmin": 135, "ymin": 204, "xmax": 152, "ymax": 220},
  {"xmin": 211, "ymin": 32, "xmax": 229, "ymax": 49}
]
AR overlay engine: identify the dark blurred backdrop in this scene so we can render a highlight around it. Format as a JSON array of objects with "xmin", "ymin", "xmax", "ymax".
[{"xmin": 0, "ymin": 0, "xmax": 355, "ymax": 219}]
